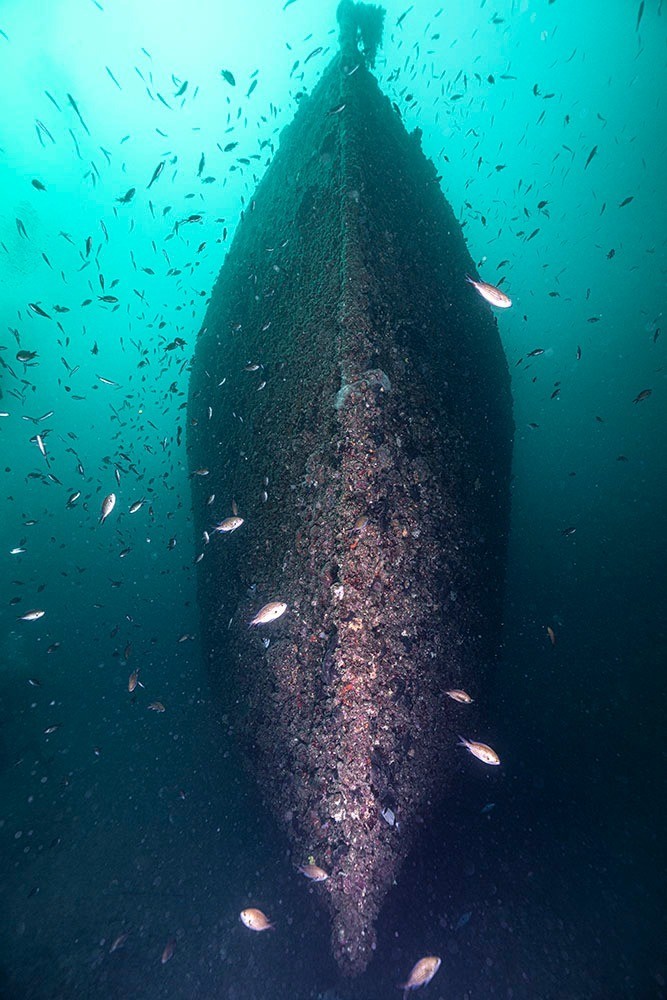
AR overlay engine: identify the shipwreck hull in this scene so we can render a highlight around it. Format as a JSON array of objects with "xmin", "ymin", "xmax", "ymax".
[{"xmin": 188, "ymin": 4, "xmax": 513, "ymax": 977}]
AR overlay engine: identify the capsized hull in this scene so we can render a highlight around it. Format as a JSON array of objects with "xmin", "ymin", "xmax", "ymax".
[{"xmin": 187, "ymin": 6, "xmax": 513, "ymax": 976}]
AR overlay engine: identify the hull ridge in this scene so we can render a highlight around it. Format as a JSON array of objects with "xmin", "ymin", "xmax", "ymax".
[{"xmin": 187, "ymin": 1, "xmax": 513, "ymax": 976}]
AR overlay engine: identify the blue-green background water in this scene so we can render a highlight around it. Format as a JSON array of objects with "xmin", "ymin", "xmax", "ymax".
[{"xmin": 1, "ymin": 0, "xmax": 665, "ymax": 997}]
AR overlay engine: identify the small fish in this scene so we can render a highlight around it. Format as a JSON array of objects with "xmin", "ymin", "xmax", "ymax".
[
  {"xmin": 240, "ymin": 908, "xmax": 274, "ymax": 931},
  {"xmin": 220, "ymin": 69, "xmax": 236, "ymax": 86},
  {"xmin": 147, "ymin": 160, "xmax": 165, "ymax": 189},
  {"xmin": 31, "ymin": 179, "xmax": 46, "ymax": 191},
  {"xmin": 97, "ymin": 375, "xmax": 119, "ymax": 386},
  {"xmin": 446, "ymin": 689, "xmax": 473, "ymax": 704},
  {"xmin": 547, "ymin": 625, "xmax": 556, "ymax": 646},
  {"xmin": 192, "ymin": 468, "xmax": 210, "ymax": 476},
  {"xmin": 43, "ymin": 724, "xmax": 61, "ymax": 735},
  {"xmin": 19, "ymin": 609, "xmax": 45, "ymax": 621},
  {"xmin": 295, "ymin": 863, "xmax": 329, "ymax": 882},
  {"xmin": 527, "ymin": 348, "xmax": 544, "ymax": 357},
  {"xmin": 636, "ymin": 0, "xmax": 644, "ymax": 32},
  {"xmin": 249, "ymin": 601, "xmax": 287, "ymax": 627},
  {"xmin": 213, "ymin": 516, "xmax": 244, "ymax": 533},
  {"xmin": 160, "ymin": 937, "xmax": 175, "ymax": 964},
  {"xmin": 398, "ymin": 956, "xmax": 441, "ymax": 995},
  {"xmin": 128, "ymin": 669, "xmax": 140, "ymax": 693},
  {"xmin": 10, "ymin": 547, "xmax": 26, "ymax": 555},
  {"xmin": 117, "ymin": 187, "xmax": 135, "ymax": 203},
  {"xmin": 16, "ymin": 350, "xmax": 38, "ymax": 362},
  {"xmin": 109, "ymin": 932, "xmax": 128, "ymax": 953},
  {"xmin": 66, "ymin": 492, "xmax": 81, "ymax": 507},
  {"xmin": 28, "ymin": 302, "xmax": 51, "ymax": 319},
  {"xmin": 327, "ymin": 102, "xmax": 347, "ymax": 116},
  {"xmin": 98, "ymin": 295, "xmax": 119, "ymax": 303},
  {"xmin": 99, "ymin": 493, "xmax": 116, "ymax": 524},
  {"xmin": 618, "ymin": 196, "xmax": 634, "ymax": 208},
  {"xmin": 465, "ymin": 274, "xmax": 512, "ymax": 309},
  {"xmin": 67, "ymin": 92, "xmax": 90, "ymax": 135},
  {"xmin": 584, "ymin": 145, "xmax": 598, "ymax": 169},
  {"xmin": 561, "ymin": 526, "xmax": 576, "ymax": 536},
  {"xmin": 633, "ymin": 388, "xmax": 652, "ymax": 404},
  {"xmin": 128, "ymin": 499, "xmax": 146, "ymax": 514},
  {"xmin": 458, "ymin": 736, "xmax": 500, "ymax": 766},
  {"xmin": 148, "ymin": 701, "xmax": 165, "ymax": 712},
  {"xmin": 105, "ymin": 66, "xmax": 122, "ymax": 90}
]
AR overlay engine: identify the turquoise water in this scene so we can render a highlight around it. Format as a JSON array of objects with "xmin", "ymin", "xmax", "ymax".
[{"xmin": 1, "ymin": 1, "xmax": 665, "ymax": 997}]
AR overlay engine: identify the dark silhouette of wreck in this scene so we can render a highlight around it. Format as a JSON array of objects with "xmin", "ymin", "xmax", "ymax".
[{"xmin": 187, "ymin": 0, "xmax": 513, "ymax": 978}]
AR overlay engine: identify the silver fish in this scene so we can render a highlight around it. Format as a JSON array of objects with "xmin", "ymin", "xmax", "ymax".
[
  {"xmin": 213, "ymin": 516, "xmax": 244, "ymax": 533},
  {"xmin": 249, "ymin": 601, "xmax": 287, "ymax": 627},
  {"xmin": 465, "ymin": 273, "xmax": 512, "ymax": 309},
  {"xmin": 19, "ymin": 609, "xmax": 45, "ymax": 621},
  {"xmin": 99, "ymin": 493, "xmax": 116, "ymax": 524}
]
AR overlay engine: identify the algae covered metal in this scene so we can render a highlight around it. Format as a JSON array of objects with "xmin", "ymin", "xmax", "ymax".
[{"xmin": 187, "ymin": 0, "xmax": 513, "ymax": 977}]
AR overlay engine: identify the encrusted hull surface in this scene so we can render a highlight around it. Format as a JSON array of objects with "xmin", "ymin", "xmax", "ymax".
[{"xmin": 187, "ymin": 13, "xmax": 513, "ymax": 976}]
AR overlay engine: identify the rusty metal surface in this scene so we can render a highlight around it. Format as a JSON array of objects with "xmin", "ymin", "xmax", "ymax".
[{"xmin": 187, "ymin": 2, "xmax": 513, "ymax": 977}]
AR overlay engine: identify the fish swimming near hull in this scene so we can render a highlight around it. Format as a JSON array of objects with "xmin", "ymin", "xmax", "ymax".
[{"xmin": 465, "ymin": 273, "xmax": 512, "ymax": 309}]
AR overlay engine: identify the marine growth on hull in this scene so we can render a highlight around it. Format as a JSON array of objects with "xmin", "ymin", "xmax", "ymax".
[{"xmin": 187, "ymin": 0, "xmax": 513, "ymax": 976}]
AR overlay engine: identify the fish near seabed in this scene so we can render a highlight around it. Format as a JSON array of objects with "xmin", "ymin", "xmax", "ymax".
[
  {"xmin": 99, "ymin": 493, "xmax": 116, "ymax": 524},
  {"xmin": 398, "ymin": 956, "xmax": 442, "ymax": 996},
  {"xmin": 465, "ymin": 274, "xmax": 512, "ymax": 309}
]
